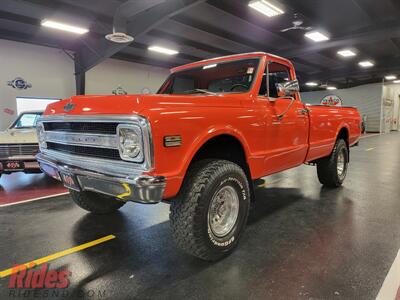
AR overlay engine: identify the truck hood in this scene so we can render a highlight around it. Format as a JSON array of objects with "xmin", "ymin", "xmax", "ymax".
[
  {"xmin": 44, "ymin": 94, "xmax": 244, "ymax": 117},
  {"xmin": 0, "ymin": 128, "xmax": 38, "ymax": 144}
]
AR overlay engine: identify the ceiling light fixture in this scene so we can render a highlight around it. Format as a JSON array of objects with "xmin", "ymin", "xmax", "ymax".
[
  {"xmin": 327, "ymin": 86, "xmax": 337, "ymax": 90},
  {"xmin": 385, "ymin": 75, "xmax": 397, "ymax": 80},
  {"xmin": 41, "ymin": 20, "xmax": 89, "ymax": 34},
  {"xmin": 148, "ymin": 46, "xmax": 179, "ymax": 55},
  {"xmin": 359, "ymin": 60, "xmax": 374, "ymax": 68},
  {"xmin": 337, "ymin": 49, "xmax": 356, "ymax": 57},
  {"xmin": 305, "ymin": 82, "xmax": 318, "ymax": 87},
  {"xmin": 305, "ymin": 31, "xmax": 329, "ymax": 42},
  {"xmin": 393, "ymin": 80, "xmax": 400, "ymax": 84},
  {"xmin": 248, "ymin": 0, "xmax": 284, "ymax": 17}
]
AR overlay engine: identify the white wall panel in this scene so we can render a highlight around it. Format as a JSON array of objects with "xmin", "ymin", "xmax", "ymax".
[
  {"xmin": 85, "ymin": 58, "xmax": 170, "ymax": 95},
  {"xmin": 301, "ymin": 83, "xmax": 383, "ymax": 132},
  {"xmin": 0, "ymin": 39, "xmax": 75, "ymax": 130}
]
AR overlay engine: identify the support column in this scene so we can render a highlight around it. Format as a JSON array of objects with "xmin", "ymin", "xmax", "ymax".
[{"xmin": 74, "ymin": 52, "xmax": 85, "ymax": 95}]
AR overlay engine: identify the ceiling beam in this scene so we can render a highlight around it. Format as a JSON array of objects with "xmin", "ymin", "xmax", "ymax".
[
  {"xmin": 171, "ymin": 15, "xmax": 276, "ymax": 52},
  {"xmin": 79, "ymin": 0, "xmax": 207, "ymax": 72},
  {"xmin": 302, "ymin": 56, "xmax": 400, "ymax": 82},
  {"xmin": 206, "ymin": 0, "xmax": 295, "ymax": 46},
  {"xmin": 279, "ymin": 23, "xmax": 400, "ymax": 59},
  {"xmin": 148, "ymin": 29, "xmax": 235, "ymax": 56}
]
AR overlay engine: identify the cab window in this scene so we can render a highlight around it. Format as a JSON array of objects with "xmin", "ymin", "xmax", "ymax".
[{"xmin": 259, "ymin": 62, "xmax": 291, "ymax": 98}]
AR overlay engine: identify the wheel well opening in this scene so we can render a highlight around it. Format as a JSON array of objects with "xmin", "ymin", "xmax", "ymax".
[
  {"xmin": 190, "ymin": 135, "xmax": 251, "ymax": 179},
  {"xmin": 337, "ymin": 128, "xmax": 349, "ymax": 147}
]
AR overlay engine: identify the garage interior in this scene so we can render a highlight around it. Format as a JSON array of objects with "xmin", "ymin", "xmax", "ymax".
[{"xmin": 0, "ymin": 0, "xmax": 400, "ymax": 299}]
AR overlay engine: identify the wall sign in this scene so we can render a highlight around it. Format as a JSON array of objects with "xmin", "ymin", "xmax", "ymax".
[
  {"xmin": 112, "ymin": 86, "xmax": 127, "ymax": 95},
  {"xmin": 3, "ymin": 108, "xmax": 15, "ymax": 115},
  {"xmin": 7, "ymin": 77, "xmax": 32, "ymax": 90},
  {"xmin": 141, "ymin": 87, "xmax": 151, "ymax": 94},
  {"xmin": 321, "ymin": 95, "xmax": 343, "ymax": 106}
]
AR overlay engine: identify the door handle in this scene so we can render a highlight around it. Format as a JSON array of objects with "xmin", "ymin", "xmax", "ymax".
[{"xmin": 297, "ymin": 108, "xmax": 310, "ymax": 115}]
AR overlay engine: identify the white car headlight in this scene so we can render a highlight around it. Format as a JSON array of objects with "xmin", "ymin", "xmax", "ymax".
[
  {"xmin": 37, "ymin": 123, "xmax": 47, "ymax": 150},
  {"xmin": 118, "ymin": 125, "xmax": 143, "ymax": 162}
]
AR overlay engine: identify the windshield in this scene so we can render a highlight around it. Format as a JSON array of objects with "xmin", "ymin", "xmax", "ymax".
[
  {"xmin": 11, "ymin": 112, "xmax": 42, "ymax": 129},
  {"xmin": 158, "ymin": 58, "xmax": 260, "ymax": 95}
]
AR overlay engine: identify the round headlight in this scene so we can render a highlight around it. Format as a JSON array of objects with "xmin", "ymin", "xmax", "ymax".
[
  {"xmin": 37, "ymin": 124, "xmax": 47, "ymax": 150},
  {"xmin": 119, "ymin": 128, "xmax": 141, "ymax": 159}
]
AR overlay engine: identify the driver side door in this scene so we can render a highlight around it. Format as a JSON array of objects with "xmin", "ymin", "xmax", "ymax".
[{"xmin": 258, "ymin": 61, "xmax": 309, "ymax": 175}]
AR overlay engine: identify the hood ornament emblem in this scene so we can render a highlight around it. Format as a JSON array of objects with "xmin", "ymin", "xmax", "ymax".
[{"xmin": 63, "ymin": 103, "xmax": 75, "ymax": 112}]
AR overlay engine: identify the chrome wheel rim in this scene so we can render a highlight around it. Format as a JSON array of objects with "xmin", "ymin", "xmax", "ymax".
[
  {"xmin": 337, "ymin": 149, "xmax": 347, "ymax": 180},
  {"xmin": 208, "ymin": 185, "xmax": 240, "ymax": 238}
]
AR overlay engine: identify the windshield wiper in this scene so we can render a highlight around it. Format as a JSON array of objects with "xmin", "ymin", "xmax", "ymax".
[{"xmin": 183, "ymin": 89, "xmax": 217, "ymax": 95}]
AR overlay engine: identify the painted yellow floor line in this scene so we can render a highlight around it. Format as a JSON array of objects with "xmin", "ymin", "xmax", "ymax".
[
  {"xmin": 0, "ymin": 234, "xmax": 116, "ymax": 278},
  {"xmin": 366, "ymin": 147, "xmax": 375, "ymax": 151}
]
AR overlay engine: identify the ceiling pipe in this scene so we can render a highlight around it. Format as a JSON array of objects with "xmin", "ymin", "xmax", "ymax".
[{"xmin": 106, "ymin": 0, "xmax": 166, "ymax": 43}]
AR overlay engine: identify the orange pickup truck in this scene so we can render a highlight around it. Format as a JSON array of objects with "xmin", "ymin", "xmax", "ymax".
[{"xmin": 36, "ymin": 52, "xmax": 361, "ymax": 260}]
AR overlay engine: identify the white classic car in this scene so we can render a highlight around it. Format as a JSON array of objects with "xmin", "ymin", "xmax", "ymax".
[{"xmin": 0, "ymin": 111, "xmax": 42, "ymax": 177}]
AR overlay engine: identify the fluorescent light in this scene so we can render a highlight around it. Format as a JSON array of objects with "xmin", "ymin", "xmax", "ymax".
[
  {"xmin": 305, "ymin": 31, "xmax": 329, "ymax": 42},
  {"xmin": 148, "ymin": 45, "xmax": 179, "ymax": 55},
  {"xmin": 358, "ymin": 60, "xmax": 374, "ymax": 68},
  {"xmin": 41, "ymin": 20, "xmax": 89, "ymax": 34},
  {"xmin": 248, "ymin": 0, "xmax": 284, "ymax": 17},
  {"xmin": 327, "ymin": 86, "xmax": 337, "ymax": 90},
  {"xmin": 203, "ymin": 64, "xmax": 217, "ymax": 69},
  {"xmin": 393, "ymin": 80, "xmax": 400, "ymax": 84},
  {"xmin": 385, "ymin": 75, "xmax": 397, "ymax": 80},
  {"xmin": 337, "ymin": 49, "xmax": 356, "ymax": 57},
  {"xmin": 306, "ymin": 82, "xmax": 318, "ymax": 87}
]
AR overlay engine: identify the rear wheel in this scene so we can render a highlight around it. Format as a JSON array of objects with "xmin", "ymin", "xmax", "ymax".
[
  {"xmin": 317, "ymin": 139, "xmax": 349, "ymax": 187},
  {"xmin": 170, "ymin": 159, "xmax": 250, "ymax": 261},
  {"xmin": 70, "ymin": 190, "xmax": 125, "ymax": 214}
]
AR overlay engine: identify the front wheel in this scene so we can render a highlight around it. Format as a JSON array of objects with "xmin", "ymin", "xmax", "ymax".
[
  {"xmin": 170, "ymin": 159, "xmax": 250, "ymax": 261},
  {"xmin": 317, "ymin": 139, "xmax": 349, "ymax": 187}
]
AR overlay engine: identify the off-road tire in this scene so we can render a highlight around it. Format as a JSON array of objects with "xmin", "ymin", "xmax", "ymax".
[
  {"xmin": 317, "ymin": 139, "xmax": 349, "ymax": 187},
  {"xmin": 70, "ymin": 190, "xmax": 125, "ymax": 214},
  {"xmin": 170, "ymin": 159, "xmax": 250, "ymax": 261}
]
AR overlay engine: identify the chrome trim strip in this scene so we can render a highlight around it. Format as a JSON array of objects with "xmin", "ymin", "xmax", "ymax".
[
  {"xmin": 0, "ymin": 155, "xmax": 36, "ymax": 160},
  {"xmin": 45, "ymin": 131, "xmax": 119, "ymax": 149},
  {"xmin": 37, "ymin": 150, "xmax": 146, "ymax": 177}
]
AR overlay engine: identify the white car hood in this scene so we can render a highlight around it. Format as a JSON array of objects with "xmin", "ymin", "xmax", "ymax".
[{"xmin": 0, "ymin": 128, "xmax": 38, "ymax": 144}]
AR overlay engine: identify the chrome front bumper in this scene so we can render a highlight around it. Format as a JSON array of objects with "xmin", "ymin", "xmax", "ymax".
[{"xmin": 36, "ymin": 153, "xmax": 166, "ymax": 204}]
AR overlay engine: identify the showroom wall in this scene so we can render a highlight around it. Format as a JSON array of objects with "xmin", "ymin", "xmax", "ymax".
[
  {"xmin": 0, "ymin": 39, "xmax": 170, "ymax": 130},
  {"xmin": 382, "ymin": 83, "xmax": 400, "ymax": 132},
  {"xmin": 85, "ymin": 58, "xmax": 170, "ymax": 95},
  {"xmin": 301, "ymin": 83, "xmax": 384, "ymax": 132},
  {"xmin": 0, "ymin": 39, "xmax": 75, "ymax": 130}
]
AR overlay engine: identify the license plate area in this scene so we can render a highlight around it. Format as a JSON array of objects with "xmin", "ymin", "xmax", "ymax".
[
  {"xmin": 3, "ymin": 161, "xmax": 24, "ymax": 171},
  {"xmin": 60, "ymin": 171, "xmax": 80, "ymax": 191}
]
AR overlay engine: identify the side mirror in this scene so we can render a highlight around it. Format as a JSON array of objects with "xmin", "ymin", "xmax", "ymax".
[{"xmin": 276, "ymin": 80, "xmax": 300, "ymax": 98}]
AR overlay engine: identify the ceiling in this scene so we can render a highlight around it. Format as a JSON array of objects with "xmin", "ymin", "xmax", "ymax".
[{"xmin": 1, "ymin": 0, "xmax": 400, "ymax": 90}]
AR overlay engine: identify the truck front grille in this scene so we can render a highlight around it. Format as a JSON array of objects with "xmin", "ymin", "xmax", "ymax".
[
  {"xmin": 44, "ymin": 122, "xmax": 118, "ymax": 135},
  {"xmin": 47, "ymin": 142, "xmax": 120, "ymax": 161},
  {"xmin": 0, "ymin": 144, "xmax": 39, "ymax": 158},
  {"xmin": 42, "ymin": 120, "xmax": 125, "ymax": 161}
]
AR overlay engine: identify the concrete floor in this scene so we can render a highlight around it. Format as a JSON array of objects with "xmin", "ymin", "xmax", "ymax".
[{"xmin": 0, "ymin": 132, "xmax": 399, "ymax": 299}]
